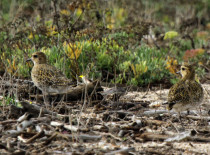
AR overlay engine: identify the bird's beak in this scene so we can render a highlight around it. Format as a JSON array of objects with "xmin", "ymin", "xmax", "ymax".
[
  {"xmin": 26, "ymin": 58, "xmax": 32, "ymax": 62},
  {"xmin": 176, "ymin": 71, "xmax": 181, "ymax": 74}
]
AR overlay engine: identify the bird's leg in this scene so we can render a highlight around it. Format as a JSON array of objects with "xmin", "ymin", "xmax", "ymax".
[
  {"xmin": 178, "ymin": 112, "xmax": 182, "ymax": 122},
  {"xmin": 51, "ymin": 94, "xmax": 62, "ymax": 108},
  {"xmin": 43, "ymin": 92, "xmax": 50, "ymax": 109},
  {"xmin": 178, "ymin": 112, "xmax": 185, "ymax": 129},
  {"xmin": 199, "ymin": 106, "xmax": 202, "ymax": 115},
  {"xmin": 35, "ymin": 88, "xmax": 39, "ymax": 104},
  {"xmin": 59, "ymin": 94, "xmax": 66, "ymax": 102}
]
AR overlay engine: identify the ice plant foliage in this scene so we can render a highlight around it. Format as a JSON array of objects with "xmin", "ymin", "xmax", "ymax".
[
  {"xmin": 131, "ymin": 61, "xmax": 148, "ymax": 77},
  {"xmin": 63, "ymin": 42, "xmax": 83, "ymax": 61},
  {"xmin": 46, "ymin": 26, "xmax": 58, "ymax": 36},
  {"xmin": 7, "ymin": 58, "xmax": 17, "ymax": 75}
]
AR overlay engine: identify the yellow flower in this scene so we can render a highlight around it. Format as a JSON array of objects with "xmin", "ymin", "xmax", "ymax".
[
  {"xmin": 1, "ymin": 52, "xmax": 5, "ymax": 60},
  {"xmin": 164, "ymin": 31, "xmax": 178, "ymax": 40},
  {"xmin": 28, "ymin": 32, "xmax": 33, "ymax": 39},
  {"xmin": 40, "ymin": 47, "xmax": 51, "ymax": 55},
  {"xmin": 165, "ymin": 56, "xmax": 179, "ymax": 75},
  {"xmin": 76, "ymin": 8, "xmax": 83, "ymax": 17},
  {"xmin": 47, "ymin": 26, "xmax": 58, "ymax": 36},
  {"xmin": 107, "ymin": 24, "xmax": 114, "ymax": 29},
  {"xmin": 36, "ymin": 15, "xmax": 41, "ymax": 22},
  {"xmin": 60, "ymin": 9, "xmax": 70, "ymax": 16}
]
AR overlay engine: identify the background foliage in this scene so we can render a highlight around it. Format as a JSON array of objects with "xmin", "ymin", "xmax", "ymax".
[{"xmin": 0, "ymin": 0, "xmax": 209, "ymax": 86}]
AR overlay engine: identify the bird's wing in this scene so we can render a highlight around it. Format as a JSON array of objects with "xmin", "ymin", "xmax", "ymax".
[
  {"xmin": 48, "ymin": 65, "xmax": 71, "ymax": 86},
  {"xmin": 188, "ymin": 81, "xmax": 204, "ymax": 101},
  {"xmin": 34, "ymin": 64, "xmax": 71, "ymax": 86},
  {"xmin": 168, "ymin": 81, "xmax": 191, "ymax": 103}
]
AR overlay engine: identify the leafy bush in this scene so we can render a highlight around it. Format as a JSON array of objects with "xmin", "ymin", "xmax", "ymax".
[{"xmin": 0, "ymin": 0, "xmax": 209, "ymax": 87}]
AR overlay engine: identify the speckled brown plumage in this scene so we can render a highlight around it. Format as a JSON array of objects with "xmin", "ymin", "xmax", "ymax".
[
  {"xmin": 167, "ymin": 63, "xmax": 204, "ymax": 112},
  {"xmin": 29, "ymin": 52, "xmax": 72, "ymax": 94}
]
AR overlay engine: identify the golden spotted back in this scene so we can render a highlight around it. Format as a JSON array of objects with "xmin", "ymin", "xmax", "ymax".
[{"xmin": 31, "ymin": 64, "xmax": 70, "ymax": 88}]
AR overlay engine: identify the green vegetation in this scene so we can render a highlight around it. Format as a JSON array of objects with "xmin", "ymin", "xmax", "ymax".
[
  {"xmin": 0, "ymin": 0, "xmax": 209, "ymax": 86},
  {"xmin": 0, "ymin": 96, "xmax": 18, "ymax": 106}
]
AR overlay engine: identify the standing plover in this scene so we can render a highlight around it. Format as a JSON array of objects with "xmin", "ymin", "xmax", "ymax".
[
  {"xmin": 27, "ymin": 52, "xmax": 73, "ymax": 103},
  {"xmin": 167, "ymin": 63, "xmax": 204, "ymax": 113}
]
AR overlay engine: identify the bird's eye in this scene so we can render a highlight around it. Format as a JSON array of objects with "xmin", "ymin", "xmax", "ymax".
[
  {"xmin": 33, "ymin": 55, "xmax": 38, "ymax": 58},
  {"xmin": 181, "ymin": 68, "xmax": 185, "ymax": 71}
]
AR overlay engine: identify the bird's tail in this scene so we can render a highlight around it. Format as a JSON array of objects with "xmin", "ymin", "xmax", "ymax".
[{"xmin": 162, "ymin": 102, "xmax": 176, "ymax": 110}]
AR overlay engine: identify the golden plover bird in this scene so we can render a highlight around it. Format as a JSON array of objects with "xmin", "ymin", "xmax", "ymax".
[
  {"xmin": 166, "ymin": 63, "xmax": 204, "ymax": 113},
  {"xmin": 27, "ymin": 52, "xmax": 73, "ymax": 96}
]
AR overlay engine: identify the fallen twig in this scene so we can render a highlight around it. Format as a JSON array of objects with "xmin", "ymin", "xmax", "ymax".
[
  {"xmin": 186, "ymin": 115, "xmax": 210, "ymax": 121},
  {"xmin": 26, "ymin": 129, "xmax": 45, "ymax": 143},
  {"xmin": 42, "ymin": 133, "xmax": 57, "ymax": 145},
  {"xmin": 105, "ymin": 147, "xmax": 135, "ymax": 155}
]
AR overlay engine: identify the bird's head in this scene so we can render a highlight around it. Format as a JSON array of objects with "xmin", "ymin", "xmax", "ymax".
[
  {"xmin": 180, "ymin": 63, "xmax": 195, "ymax": 80},
  {"xmin": 27, "ymin": 52, "xmax": 47, "ymax": 65}
]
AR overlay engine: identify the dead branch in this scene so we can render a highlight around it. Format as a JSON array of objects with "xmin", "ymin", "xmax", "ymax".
[
  {"xmin": 145, "ymin": 119, "xmax": 167, "ymax": 126},
  {"xmin": 0, "ymin": 120, "xmax": 17, "ymax": 125},
  {"xmin": 29, "ymin": 80, "xmax": 103, "ymax": 101},
  {"xmin": 186, "ymin": 115, "xmax": 210, "ymax": 121},
  {"xmin": 42, "ymin": 133, "xmax": 57, "ymax": 145},
  {"xmin": 20, "ymin": 101, "xmax": 52, "ymax": 117},
  {"xmin": 138, "ymin": 132, "xmax": 169, "ymax": 142},
  {"xmin": 55, "ymin": 132, "xmax": 102, "ymax": 141},
  {"xmin": 65, "ymin": 80, "xmax": 103, "ymax": 101},
  {"xmin": 143, "ymin": 110, "xmax": 170, "ymax": 116},
  {"xmin": 105, "ymin": 147, "xmax": 135, "ymax": 155},
  {"xmin": 25, "ymin": 129, "xmax": 45, "ymax": 143}
]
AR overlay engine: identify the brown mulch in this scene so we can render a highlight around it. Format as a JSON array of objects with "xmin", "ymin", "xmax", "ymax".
[{"xmin": 0, "ymin": 80, "xmax": 209, "ymax": 154}]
